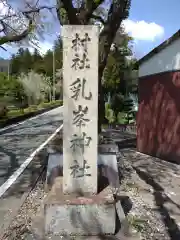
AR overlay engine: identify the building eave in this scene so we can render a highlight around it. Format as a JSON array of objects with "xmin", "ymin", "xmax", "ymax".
[{"xmin": 137, "ymin": 29, "xmax": 180, "ymax": 67}]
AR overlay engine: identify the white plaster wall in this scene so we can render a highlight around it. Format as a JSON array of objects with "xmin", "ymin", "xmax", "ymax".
[{"xmin": 139, "ymin": 38, "xmax": 180, "ymax": 77}]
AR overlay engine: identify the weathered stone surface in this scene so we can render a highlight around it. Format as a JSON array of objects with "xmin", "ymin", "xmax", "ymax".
[
  {"xmin": 45, "ymin": 153, "xmax": 63, "ymax": 190},
  {"xmin": 44, "ymin": 182, "xmax": 116, "ymax": 236},
  {"xmin": 31, "ymin": 178, "xmax": 135, "ymax": 239},
  {"xmin": 43, "ymin": 235, "xmax": 139, "ymax": 240},
  {"xmin": 46, "ymin": 153, "xmax": 119, "ymax": 191},
  {"xmin": 62, "ymin": 25, "xmax": 99, "ymax": 195},
  {"xmin": 31, "ymin": 197, "xmax": 139, "ymax": 240},
  {"xmin": 98, "ymin": 154, "xmax": 119, "ymax": 190},
  {"xmin": 115, "ymin": 200, "xmax": 131, "ymax": 236},
  {"xmin": 98, "ymin": 144, "xmax": 118, "ymax": 153},
  {"xmin": 45, "ymin": 203, "xmax": 115, "ymax": 236}
]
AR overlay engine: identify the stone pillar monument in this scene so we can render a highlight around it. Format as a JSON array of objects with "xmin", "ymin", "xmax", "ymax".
[{"xmin": 62, "ymin": 25, "xmax": 98, "ymax": 195}]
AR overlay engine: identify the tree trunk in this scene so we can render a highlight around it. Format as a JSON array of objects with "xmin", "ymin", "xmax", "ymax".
[
  {"xmin": 97, "ymin": 1, "xmax": 130, "ymax": 133},
  {"xmin": 98, "ymin": 77, "xmax": 105, "ymax": 134},
  {"xmin": 49, "ymin": 89, "xmax": 52, "ymax": 102}
]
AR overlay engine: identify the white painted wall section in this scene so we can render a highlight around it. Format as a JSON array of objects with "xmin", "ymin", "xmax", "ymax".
[{"xmin": 139, "ymin": 38, "xmax": 180, "ymax": 77}]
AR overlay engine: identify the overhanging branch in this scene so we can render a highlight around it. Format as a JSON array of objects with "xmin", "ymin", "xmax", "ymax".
[
  {"xmin": 0, "ymin": 4, "xmax": 55, "ymax": 46},
  {"xmin": 99, "ymin": 0, "xmax": 131, "ymax": 68},
  {"xmin": 91, "ymin": 14, "xmax": 105, "ymax": 24},
  {"xmin": 84, "ymin": 0, "xmax": 104, "ymax": 23},
  {"xmin": 0, "ymin": 19, "xmax": 33, "ymax": 45},
  {"xmin": 60, "ymin": 0, "xmax": 79, "ymax": 24},
  {"xmin": 23, "ymin": 5, "xmax": 54, "ymax": 15}
]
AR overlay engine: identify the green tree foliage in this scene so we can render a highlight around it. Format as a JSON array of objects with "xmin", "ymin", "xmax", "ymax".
[
  {"xmin": 11, "ymin": 48, "xmax": 43, "ymax": 75},
  {"xmin": 54, "ymin": 37, "xmax": 63, "ymax": 70},
  {"xmin": 32, "ymin": 49, "xmax": 43, "ymax": 72},
  {"xmin": 11, "ymin": 48, "xmax": 33, "ymax": 75},
  {"xmin": 10, "ymin": 36, "xmax": 63, "ymax": 78},
  {"xmin": 103, "ymin": 29, "xmax": 134, "ymax": 97},
  {"xmin": 103, "ymin": 53, "xmax": 121, "ymax": 96},
  {"xmin": 42, "ymin": 50, "xmax": 53, "ymax": 77},
  {"xmin": 123, "ymin": 95, "xmax": 134, "ymax": 123},
  {"xmin": 9, "ymin": 37, "xmax": 64, "ymax": 104},
  {"xmin": 111, "ymin": 93, "xmax": 124, "ymax": 121},
  {"xmin": 0, "ymin": 72, "xmax": 26, "ymax": 107},
  {"xmin": 105, "ymin": 102, "xmax": 115, "ymax": 124},
  {"xmin": 11, "ymin": 48, "xmax": 24, "ymax": 75}
]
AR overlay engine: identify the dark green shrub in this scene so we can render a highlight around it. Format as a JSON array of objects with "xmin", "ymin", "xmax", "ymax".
[
  {"xmin": 0, "ymin": 103, "xmax": 8, "ymax": 118},
  {"xmin": 111, "ymin": 93, "xmax": 124, "ymax": 122}
]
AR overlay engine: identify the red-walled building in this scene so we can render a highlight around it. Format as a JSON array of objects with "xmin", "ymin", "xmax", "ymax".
[{"xmin": 137, "ymin": 30, "xmax": 180, "ymax": 164}]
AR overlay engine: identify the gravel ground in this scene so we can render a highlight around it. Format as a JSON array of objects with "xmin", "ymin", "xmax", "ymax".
[
  {"xmin": 1, "ymin": 173, "xmax": 47, "ymax": 240},
  {"xmin": 118, "ymin": 151, "xmax": 171, "ymax": 240}
]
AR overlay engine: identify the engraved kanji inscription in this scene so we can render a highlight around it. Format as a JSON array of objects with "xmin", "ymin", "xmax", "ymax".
[
  {"xmin": 81, "ymin": 33, "xmax": 91, "ymax": 53},
  {"xmin": 72, "ymin": 33, "xmax": 91, "ymax": 53},
  {"xmin": 70, "ymin": 132, "xmax": 92, "ymax": 153},
  {"xmin": 73, "ymin": 105, "xmax": 90, "ymax": 127},
  {"xmin": 72, "ymin": 33, "xmax": 81, "ymax": 52},
  {"xmin": 70, "ymin": 160, "xmax": 91, "ymax": 178},
  {"xmin": 70, "ymin": 78, "xmax": 92, "ymax": 101},
  {"xmin": 71, "ymin": 53, "xmax": 90, "ymax": 70},
  {"xmin": 71, "ymin": 32, "xmax": 91, "ymax": 70}
]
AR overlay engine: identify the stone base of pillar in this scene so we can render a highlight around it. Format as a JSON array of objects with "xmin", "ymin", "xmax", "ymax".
[
  {"xmin": 44, "ymin": 179, "xmax": 116, "ymax": 237},
  {"xmin": 31, "ymin": 149, "xmax": 140, "ymax": 239},
  {"xmin": 31, "ymin": 177, "xmax": 140, "ymax": 239}
]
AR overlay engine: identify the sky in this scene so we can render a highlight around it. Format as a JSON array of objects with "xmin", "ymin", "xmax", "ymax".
[
  {"xmin": 0, "ymin": 0, "xmax": 180, "ymax": 59},
  {"xmin": 126, "ymin": 0, "xmax": 180, "ymax": 58}
]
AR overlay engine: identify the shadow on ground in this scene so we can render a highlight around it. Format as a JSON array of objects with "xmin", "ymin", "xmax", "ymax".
[
  {"xmin": 110, "ymin": 129, "xmax": 180, "ymax": 240},
  {"xmin": 134, "ymin": 167, "xmax": 180, "ymax": 240},
  {"xmin": 135, "ymin": 155, "xmax": 180, "ymax": 183},
  {"xmin": 116, "ymin": 138, "xmax": 136, "ymax": 150},
  {"xmin": 0, "ymin": 146, "xmax": 19, "ymax": 180},
  {"xmin": 1, "ymin": 148, "xmax": 48, "ymax": 199}
]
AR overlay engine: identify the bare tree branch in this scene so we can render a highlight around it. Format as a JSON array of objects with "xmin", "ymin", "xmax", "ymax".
[
  {"xmin": 0, "ymin": 20, "xmax": 6, "ymax": 32},
  {"xmin": 57, "ymin": 0, "xmax": 105, "ymax": 25},
  {"xmin": 91, "ymin": 14, "xmax": 105, "ymax": 24},
  {"xmin": 0, "ymin": 2, "xmax": 55, "ymax": 46},
  {"xmin": 84, "ymin": 0, "xmax": 104, "ymax": 22},
  {"xmin": 0, "ymin": 19, "xmax": 33, "ymax": 45},
  {"xmin": 0, "ymin": 45, "xmax": 7, "ymax": 51},
  {"xmin": 23, "ymin": 5, "xmax": 54, "ymax": 16},
  {"xmin": 99, "ymin": 0, "xmax": 131, "ymax": 76}
]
